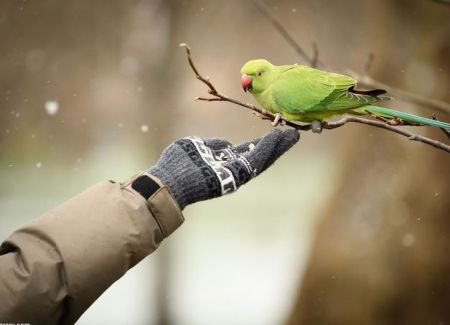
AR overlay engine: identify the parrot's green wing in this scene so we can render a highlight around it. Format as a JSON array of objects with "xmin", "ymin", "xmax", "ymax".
[{"xmin": 272, "ymin": 66, "xmax": 372, "ymax": 112}]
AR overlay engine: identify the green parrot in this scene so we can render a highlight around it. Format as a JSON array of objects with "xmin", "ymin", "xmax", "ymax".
[{"xmin": 240, "ymin": 59, "xmax": 450, "ymax": 129}]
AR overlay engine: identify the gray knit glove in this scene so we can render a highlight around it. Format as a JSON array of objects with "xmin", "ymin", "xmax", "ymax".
[{"xmin": 148, "ymin": 128, "xmax": 299, "ymax": 210}]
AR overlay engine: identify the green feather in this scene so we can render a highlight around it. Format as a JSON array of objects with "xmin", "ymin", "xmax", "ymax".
[
  {"xmin": 356, "ymin": 105, "xmax": 450, "ymax": 129},
  {"xmin": 240, "ymin": 59, "xmax": 450, "ymax": 129}
]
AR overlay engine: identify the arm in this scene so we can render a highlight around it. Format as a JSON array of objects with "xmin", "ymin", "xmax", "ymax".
[
  {"xmin": 0, "ymin": 128, "xmax": 299, "ymax": 324},
  {"xmin": 0, "ymin": 175, "xmax": 183, "ymax": 324}
]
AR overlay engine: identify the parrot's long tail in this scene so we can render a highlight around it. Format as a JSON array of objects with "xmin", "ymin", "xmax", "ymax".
[{"xmin": 353, "ymin": 105, "xmax": 450, "ymax": 129}]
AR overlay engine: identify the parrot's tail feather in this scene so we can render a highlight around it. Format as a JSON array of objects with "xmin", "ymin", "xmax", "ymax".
[{"xmin": 353, "ymin": 105, "xmax": 450, "ymax": 129}]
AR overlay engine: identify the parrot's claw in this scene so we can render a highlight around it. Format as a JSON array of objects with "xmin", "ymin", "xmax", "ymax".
[
  {"xmin": 311, "ymin": 120, "xmax": 323, "ymax": 133},
  {"xmin": 376, "ymin": 116, "xmax": 390, "ymax": 123},
  {"xmin": 271, "ymin": 113, "xmax": 282, "ymax": 127},
  {"xmin": 365, "ymin": 109, "xmax": 393, "ymax": 124},
  {"xmin": 388, "ymin": 117, "xmax": 403, "ymax": 126}
]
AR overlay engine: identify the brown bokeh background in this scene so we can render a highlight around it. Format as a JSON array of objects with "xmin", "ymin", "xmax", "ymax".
[{"xmin": 1, "ymin": 1, "xmax": 449, "ymax": 324}]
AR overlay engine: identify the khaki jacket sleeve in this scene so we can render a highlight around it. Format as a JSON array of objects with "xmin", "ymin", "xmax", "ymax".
[{"xmin": 0, "ymin": 173, "xmax": 184, "ymax": 324}]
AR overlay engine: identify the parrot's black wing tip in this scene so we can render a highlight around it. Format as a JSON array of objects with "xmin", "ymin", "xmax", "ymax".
[{"xmin": 349, "ymin": 86, "xmax": 387, "ymax": 97}]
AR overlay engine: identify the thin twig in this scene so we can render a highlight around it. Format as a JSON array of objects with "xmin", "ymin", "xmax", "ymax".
[
  {"xmin": 324, "ymin": 116, "xmax": 450, "ymax": 152},
  {"xmin": 351, "ymin": 71, "xmax": 450, "ymax": 114},
  {"xmin": 251, "ymin": 0, "xmax": 450, "ymax": 115},
  {"xmin": 180, "ymin": 43, "xmax": 218, "ymax": 95},
  {"xmin": 253, "ymin": 0, "xmax": 322, "ymax": 67},
  {"xmin": 180, "ymin": 44, "xmax": 450, "ymax": 153},
  {"xmin": 196, "ymin": 94, "xmax": 311, "ymax": 131},
  {"xmin": 311, "ymin": 42, "xmax": 319, "ymax": 68}
]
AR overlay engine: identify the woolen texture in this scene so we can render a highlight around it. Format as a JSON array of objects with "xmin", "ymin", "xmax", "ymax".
[{"xmin": 149, "ymin": 128, "xmax": 300, "ymax": 210}]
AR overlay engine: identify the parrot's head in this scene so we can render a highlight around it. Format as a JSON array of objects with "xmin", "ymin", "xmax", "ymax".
[{"xmin": 240, "ymin": 59, "xmax": 274, "ymax": 94}]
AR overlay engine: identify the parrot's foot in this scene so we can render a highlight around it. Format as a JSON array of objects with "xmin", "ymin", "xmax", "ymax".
[
  {"xmin": 271, "ymin": 113, "xmax": 283, "ymax": 127},
  {"xmin": 365, "ymin": 109, "xmax": 398, "ymax": 124},
  {"xmin": 387, "ymin": 117, "xmax": 404, "ymax": 126},
  {"xmin": 365, "ymin": 109, "xmax": 384, "ymax": 121},
  {"xmin": 366, "ymin": 111, "xmax": 411, "ymax": 126},
  {"xmin": 311, "ymin": 120, "xmax": 323, "ymax": 134}
]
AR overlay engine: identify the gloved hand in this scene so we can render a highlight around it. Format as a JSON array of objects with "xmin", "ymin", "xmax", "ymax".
[{"xmin": 148, "ymin": 128, "xmax": 299, "ymax": 210}]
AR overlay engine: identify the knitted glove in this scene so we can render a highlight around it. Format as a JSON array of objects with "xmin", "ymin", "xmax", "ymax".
[{"xmin": 148, "ymin": 128, "xmax": 299, "ymax": 209}]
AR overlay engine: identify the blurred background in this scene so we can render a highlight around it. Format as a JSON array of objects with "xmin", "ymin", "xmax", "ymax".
[{"xmin": 1, "ymin": 0, "xmax": 449, "ymax": 324}]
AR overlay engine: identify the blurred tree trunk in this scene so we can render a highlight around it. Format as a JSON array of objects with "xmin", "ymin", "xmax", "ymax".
[
  {"xmin": 287, "ymin": 1, "xmax": 450, "ymax": 323},
  {"xmin": 287, "ymin": 130, "xmax": 450, "ymax": 325}
]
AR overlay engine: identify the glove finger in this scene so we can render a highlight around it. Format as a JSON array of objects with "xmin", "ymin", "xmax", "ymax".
[
  {"xmin": 243, "ymin": 128, "xmax": 299, "ymax": 174},
  {"xmin": 234, "ymin": 137, "xmax": 262, "ymax": 155},
  {"xmin": 224, "ymin": 129, "xmax": 284, "ymax": 185},
  {"xmin": 203, "ymin": 138, "xmax": 232, "ymax": 150},
  {"xmin": 241, "ymin": 128, "xmax": 283, "ymax": 174},
  {"xmin": 263, "ymin": 129, "xmax": 300, "ymax": 167}
]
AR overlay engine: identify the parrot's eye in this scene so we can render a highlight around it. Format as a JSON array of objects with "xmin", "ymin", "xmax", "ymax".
[{"xmin": 257, "ymin": 72, "xmax": 263, "ymax": 76}]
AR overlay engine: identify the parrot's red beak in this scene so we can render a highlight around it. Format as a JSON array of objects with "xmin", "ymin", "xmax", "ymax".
[{"xmin": 241, "ymin": 74, "xmax": 253, "ymax": 92}]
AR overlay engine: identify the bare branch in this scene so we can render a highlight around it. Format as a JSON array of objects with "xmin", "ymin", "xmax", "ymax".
[
  {"xmin": 180, "ymin": 44, "xmax": 450, "ymax": 153},
  {"xmin": 252, "ymin": 0, "xmax": 450, "ymax": 115},
  {"xmin": 311, "ymin": 42, "xmax": 319, "ymax": 68},
  {"xmin": 324, "ymin": 116, "xmax": 450, "ymax": 152},
  {"xmin": 179, "ymin": 43, "xmax": 218, "ymax": 95},
  {"xmin": 252, "ymin": 0, "xmax": 323, "ymax": 67},
  {"xmin": 197, "ymin": 90, "xmax": 311, "ymax": 131},
  {"xmin": 350, "ymin": 71, "xmax": 450, "ymax": 114}
]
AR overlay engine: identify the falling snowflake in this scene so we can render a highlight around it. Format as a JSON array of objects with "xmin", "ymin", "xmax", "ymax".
[
  {"xmin": 140, "ymin": 124, "xmax": 149, "ymax": 133},
  {"xmin": 36, "ymin": 162, "xmax": 42, "ymax": 168},
  {"xmin": 45, "ymin": 101, "xmax": 59, "ymax": 115}
]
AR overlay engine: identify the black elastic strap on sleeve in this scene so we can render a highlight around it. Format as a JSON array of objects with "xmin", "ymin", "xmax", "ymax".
[{"xmin": 131, "ymin": 175, "xmax": 161, "ymax": 200}]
